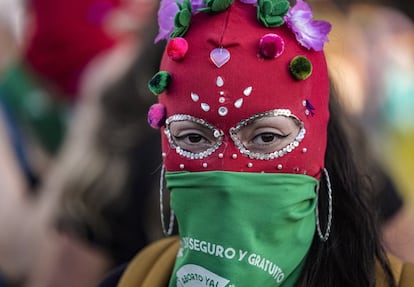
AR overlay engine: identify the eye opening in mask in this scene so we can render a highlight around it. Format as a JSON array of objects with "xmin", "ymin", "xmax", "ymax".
[
  {"xmin": 165, "ymin": 114, "xmax": 224, "ymax": 159},
  {"xmin": 229, "ymin": 109, "xmax": 306, "ymax": 160}
]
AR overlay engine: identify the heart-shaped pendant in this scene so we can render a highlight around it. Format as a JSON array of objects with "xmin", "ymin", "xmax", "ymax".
[{"xmin": 210, "ymin": 48, "xmax": 230, "ymax": 68}]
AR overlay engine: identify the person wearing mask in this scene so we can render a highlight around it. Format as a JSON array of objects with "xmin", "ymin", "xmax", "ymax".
[{"xmin": 100, "ymin": 0, "xmax": 413, "ymax": 286}]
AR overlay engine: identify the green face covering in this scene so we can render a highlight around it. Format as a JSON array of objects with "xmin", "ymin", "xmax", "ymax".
[{"xmin": 166, "ymin": 171, "xmax": 317, "ymax": 287}]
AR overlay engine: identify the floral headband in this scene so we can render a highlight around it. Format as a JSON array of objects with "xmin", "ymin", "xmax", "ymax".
[{"xmin": 155, "ymin": 0, "xmax": 330, "ymax": 49}]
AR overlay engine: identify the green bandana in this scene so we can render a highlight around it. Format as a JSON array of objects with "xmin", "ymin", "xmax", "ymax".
[{"xmin": 166, "ymin": 171, "xmax": 317, "ymax": 287}]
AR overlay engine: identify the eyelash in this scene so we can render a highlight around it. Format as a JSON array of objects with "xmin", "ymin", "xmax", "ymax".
[
  {"xmin": 252, "ymin": 132, "xmax": 289, "ymax": 144},
  {"xmin": 174, "ymin": 133, "xmax": 210, "ymax": 144}
]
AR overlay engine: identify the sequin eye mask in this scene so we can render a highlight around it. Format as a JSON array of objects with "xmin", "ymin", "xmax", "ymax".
[
  {"xmin": 230, "ymin": 109, "xmax": 305, "ymax": 160},
  {"xmin": 165, "ymin": 109, "xmax": 305, "ymax": 160},
  {"xmin": 164, "ymin": 114, "xmax": 225, "ymax": 160}
]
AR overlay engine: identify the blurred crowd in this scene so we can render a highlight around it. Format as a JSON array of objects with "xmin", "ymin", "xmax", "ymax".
[
  {"xmin": 0, "ymin": 0, "xmax": 413, "ymax": 286},
  {"xmin": 0, "ymin": 0, "xmax": 164, "ymax": 286}
]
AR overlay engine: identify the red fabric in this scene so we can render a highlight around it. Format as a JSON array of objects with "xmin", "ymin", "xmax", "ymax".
[
  {"xmin": 25, "ymin": 0, "xmax": 121, "ymax": 100},
  {"xmin": 159, "ymin": 1, "xmax": 329, "ymax": 178}
]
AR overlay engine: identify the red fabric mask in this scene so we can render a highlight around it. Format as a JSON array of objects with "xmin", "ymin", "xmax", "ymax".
[{"xmin": 155, "ymin": 1, "xmax": 329, "ymax": 178}]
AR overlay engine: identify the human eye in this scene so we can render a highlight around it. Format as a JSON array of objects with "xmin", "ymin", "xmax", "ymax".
[
  {"xmin": 245, "ymin": 128, "xmax": 291, "ymax": 153},
  {"xmin": 231, "ymin": 111, "xmax": 302, "ymax": 156},
  {"xmin": 251, "ymin": 131, "xmax": 290, "ymax": 146},
  {"xmin": 176, "ymin": 133, "xmax": 205, "ymax": 144},
  {"xmin": 173, "ymin": 130, "xmax": 212, "ymax": 150},
  {"xmin": 167, "ymin": 119, "xmax": 221, "ymax": 154}
]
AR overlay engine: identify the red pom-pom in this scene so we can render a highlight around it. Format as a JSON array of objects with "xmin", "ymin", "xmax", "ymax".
[
  {"xmin": 167, "ymin": 37, "xmax": 189, "ymax": 61},
  {"xmin": 147, "ymin": 103, "xmax": 166, "ymax": 129},
  {"xmin": 258, "ymin": 34, "xmax": 285, "ymax": 59}
]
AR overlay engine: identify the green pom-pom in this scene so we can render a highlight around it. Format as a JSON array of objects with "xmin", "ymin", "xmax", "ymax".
[
  {"xmin": 171, "ymin": 0, "xmax": 192, "ymax": 38},
  {"xmin": 289, "ymin": 56, "xmax": 313, "ymax": 80},
  {"xmin": 257, "ymin": 0, "xmax": 289, "ymax": 28},
  {"xmin": 148, "ymin": 71, "xmax": 171, "ymax": 95},
  {"xmin": 200, "ymin": 0, "xmax": 234, "ymax": 13}
]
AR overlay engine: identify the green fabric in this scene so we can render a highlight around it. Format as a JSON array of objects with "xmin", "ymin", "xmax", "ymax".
[
  {"xmin": 148, "ymin": 71, "xmax": 171, "ymax": 95},
  {"xmin": 257, "ymin": 0, "xmax": 289, "ymax": 28},
  {"xmin": 0, "ymin": 62, "xmax": 68, "ymax": 154},
  {"xmin": 200, "ymin": 0, "xmax": 234, "ymax": 13},
  {"xmin": 166, "ymin": 171, "xmax": 317, "ymax": 287},
  {"xmin": 171, "ymin": 0, "xmax": 192, "ymax": 38}
]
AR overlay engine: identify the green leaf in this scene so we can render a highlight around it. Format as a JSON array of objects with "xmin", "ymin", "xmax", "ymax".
[
  {"xmin": 274, "ymin": 0, "xmax": 289, "ymax": 15},
  {"xmin": 257, "ymin": 0, "xmax": 290, "ymax": 28},
  {"xmin": 202, "ymin": 0, "xmax": 233, "ymax": 13},
  {"xmin": 172, "ymin": 0, "xmax": 193, "ymax": 37}
]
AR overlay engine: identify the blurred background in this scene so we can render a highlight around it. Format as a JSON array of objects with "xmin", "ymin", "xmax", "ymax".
[{"xmin": 0, "ymin": 0, "xmax": 413, "ymax": 286}]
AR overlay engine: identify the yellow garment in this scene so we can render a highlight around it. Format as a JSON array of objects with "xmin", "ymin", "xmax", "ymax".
[
  {"xmin": 118, "ymin": 237, "xmax": 414, "ymax": 287},
  {"xmin": 117, "ymin": 237, "xmax": 179, "ymax": 287}
]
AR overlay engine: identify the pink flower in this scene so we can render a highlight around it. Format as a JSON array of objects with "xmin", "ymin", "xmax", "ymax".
[{"xmin": 284, "ymin": 0, "xmax": 331, "ymax": 51}]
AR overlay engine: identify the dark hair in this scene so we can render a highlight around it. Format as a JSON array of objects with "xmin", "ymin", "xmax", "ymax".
[{"xmin": 296, "ymin": 84, "xmax": 396, "ymax": 286}]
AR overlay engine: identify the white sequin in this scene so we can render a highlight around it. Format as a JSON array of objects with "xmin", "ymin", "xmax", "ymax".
[
  {"xmin": 201, "ymin": 103, "xmax": 210, "ymax": 112},
  {"xmin": 234, "ymin": 98, "xmax": 243, "ymax": 108},
  {"xmin": 243, "ymin": 86, "xmax": 252, "ymax": 96},
  {"xmin": 216, "ymin": 76, "xmax": 224, "ymax": 87},
  {"xmin": 191, "ymin": 92, "xmax": 199, "ymax": 102},
  {"xmin": 218, "ymin": 106, "xmax": 228, "ymax": 116},
  {"xmin": 214, "ymin": 130, "xmax": 222, "ymax": 138}
]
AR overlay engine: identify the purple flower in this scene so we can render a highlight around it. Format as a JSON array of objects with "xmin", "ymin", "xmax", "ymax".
[
  {"xmin": 284, "ymin": 0, "xmax": 331, "ymax": 51},
  {"xmin": 155, "ymin": 0, "xmax": 206, "ymax": 43},
  {"xmin": 191, "ymin": 0, "xmax": 207, "ymax": 10},
  {"xmin": 239, "ymin": 0, "xmax": 257, "ymax": 4}
]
